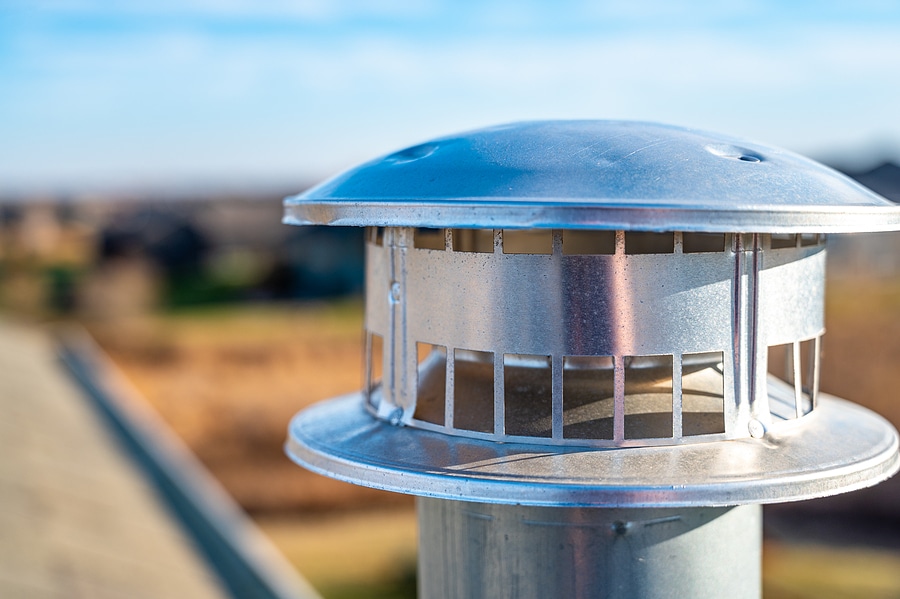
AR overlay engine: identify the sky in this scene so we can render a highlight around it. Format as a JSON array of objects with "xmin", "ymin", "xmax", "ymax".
[{"xmin": 2, "ymin": 1, "xmax": 900, "ymax": 196}]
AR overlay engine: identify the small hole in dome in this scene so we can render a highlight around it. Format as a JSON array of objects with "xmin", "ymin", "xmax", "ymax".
[
  {"xmin": 386, "ymin": 142, "xmax": 439, "ymax": 164},
  {"xmin": 705, "ymin": 144, "xmax": 764, "ymax": 163}
]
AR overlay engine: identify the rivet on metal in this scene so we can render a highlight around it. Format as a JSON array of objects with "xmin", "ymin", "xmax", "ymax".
[{"xmin": 748, "ymin": 420, "xmax": 765, "ymax": 439}]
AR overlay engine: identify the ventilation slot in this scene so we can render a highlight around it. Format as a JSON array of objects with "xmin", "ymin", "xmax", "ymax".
[
  {"xmin": 453, "ymin": 349, "xmax": 494, "ymax": 432},
  {"xmin": 682, "ymin": 233, "xmax": 726, "ymax": 254},
  {"xmin": 365, "ymin": 331, "xmax": 384, "ymax": 408},
  {"xmin": 452, "ymin": 229, "xmax": 494, "ymax": 253},
  {"xmin": 624, "ymin": 355, "xmax": 674, "ymax": 439},
  {"xmin": 767, "ymin": 337, "xmax": 819, "ymax": 420},
  {"xmin": 800, "ymin": 233, "xmax": 821, "ymax": 247},
  {"xmin": 503, "ymin": 230, "xmax": 553, "ymax": 254},
  {"xmin": 368, "ymin": 227, "xmax": 385, "ymax": 246},
  {"xmin": 563, "ymin": 230, "xmax": 616, "ymax": 255},
  {"xmin": 626, "ymin": 232, "xmax": 674, "ymax": 255},
  {"xmin": 770, "ymin": 234, "xmax": 797, "ymax": 249},
  {"xmin": 414, "ymin": 228, "xmax": 446, "ymax": 250},
  {"xmin": 681, "ymin": 351, "xmax": 725, "ymax": 435},
  {"xmin": 503, "ymin": 354, "xmax": 552, "ymax": 437},
  {"xmin": 414, "ymin": 343, "xmax": 446, "ymax": 425},
  {"xmin": 562, "ymin": 356, "xmax": 615, "ymax": 439}
]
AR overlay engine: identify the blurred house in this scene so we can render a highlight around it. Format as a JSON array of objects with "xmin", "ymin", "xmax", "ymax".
[
  {"xmin": 0, "ymin": 193, "xmax": 365, "ymax": 319},
  {"xmin": 828, "ymin": 162, "xmax": 900, "ymax": 280}
]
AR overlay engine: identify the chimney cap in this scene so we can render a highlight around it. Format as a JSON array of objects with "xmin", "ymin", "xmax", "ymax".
[{"xmin": 285, "ymin": 120, "xmax": 900, "ymax": 233}]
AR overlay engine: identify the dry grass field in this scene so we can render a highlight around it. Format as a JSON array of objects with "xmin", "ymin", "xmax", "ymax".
[{"xmin": 86, "ymin": 300, "xmax": 409, "ymax": 514}]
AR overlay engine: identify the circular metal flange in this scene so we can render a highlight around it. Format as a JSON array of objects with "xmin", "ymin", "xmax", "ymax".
[
  {"xmin": 284, "ymin": 121, "xmax": 900, "ymax": 233},
  {"xmin": 286, "ymin": 393, "xmax": 899, "ymax": 508}
]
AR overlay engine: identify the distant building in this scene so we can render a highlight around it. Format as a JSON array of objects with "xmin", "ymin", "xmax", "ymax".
[{"xmin": 828, "ymin": 162, "xmax": 900, "ymax": 280}]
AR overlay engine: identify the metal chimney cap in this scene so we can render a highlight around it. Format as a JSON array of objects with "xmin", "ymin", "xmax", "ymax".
[{"xmin": 284, "ymin": 120, "xmax": 900, "ymax": 233}]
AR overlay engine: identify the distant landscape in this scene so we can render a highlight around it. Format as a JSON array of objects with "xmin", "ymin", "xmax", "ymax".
[{"xmin": 1, "ymin": 158, "xmax": 899, "ymax": 597}]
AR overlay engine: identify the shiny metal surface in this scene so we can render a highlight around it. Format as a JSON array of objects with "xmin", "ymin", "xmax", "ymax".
[
  {"xmin": 282, "ymin": 119, "xmax": 900, "ymax": 596},
  {"xmin": 285, "ymin": 393, "xmax": 899, "ymax": 507},
  {"xmin": 365, "ymin": 229, "xmax": 825, "ymax": 446},
  {"xmin": 417, "ymin": 499, "xmax": 761, "ymax": 599},
  {"xmin": 284, "ymin": 121, "xmax": 900, "ymax": 233}
]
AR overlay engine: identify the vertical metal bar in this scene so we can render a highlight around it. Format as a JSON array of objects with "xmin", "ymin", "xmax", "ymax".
[
  {"xmin": 382, "ymin": 227, "xmax": 414, "ymax": 422},
  {"xmin": 673, "ymin": 233, "xmax": 684, "ymax": 437},
  {"xmin": 551, "ymin": 354, "xmax": 563, "ymax": 440},
  {"xmin": 551, "ymin": 229, "xmax": 564, "ymax": 441},
  {"xmin": 731, "ymin": 233, "xmax": 745, "ymax": 418},
  {"xmin": 614, "ymin": 356, "xmax": 625, "ymax": 442},
  {"xmin": 672, "ymin": 354, "xmax": 683, "ymax": 438},
  {"xmin": 812, "ymin": 335, "xmax": 821, "ymax": 409},
  {"xmin": 551, "ymin": 229, "xmax": 563, "ymax": 255},
  {"xmin": 382, "ymin": 229, "xmax": 397, "ymax": 416},
  {"xmin": 749, "ymin": 234, "xmax": 761, "ymax": 410},
  {"xmin": 445, "ymin": 348, "xmax": 455, "ymax": 429},
  {"xmin": 793, "ymin": 341, "xmax": 803, "ymax": 418},
  {"xmin": 784, "ymin": 343, "xmax": 793, "ymax": 384},
  {"xmin": 494, "ymin": 353, "xmax": 504, "ymax": 436},
  {"xmin": 364, "ymin": 331, "xmax": 374, "ymax": 407},
  {"xmin": 615, "ymin": 230, "xmax": 626, "ymax": 254},
  {"xmin": 614, "ymin": 230, "xmax": 626, "ymax": 443}
]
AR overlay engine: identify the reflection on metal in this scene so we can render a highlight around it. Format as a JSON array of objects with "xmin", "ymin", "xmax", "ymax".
[
  {"xmin": 418, "ymin": 500, "xmax": 761, "ymax": 599},
  {"xmin": 284, "ymin": 121, "xmax": 900, "ymax": 232},
  {"xmin": 283, "ymin": 121, "xmax": 900, "ymax": 598},
  {"xmin": 362, "ymin": 230, "xmax": 826, "ymax": 449}
]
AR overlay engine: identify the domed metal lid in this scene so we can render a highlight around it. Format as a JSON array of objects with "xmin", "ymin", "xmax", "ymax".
[{"xmin": 284, "ymin": 120, "xmax": 900, "ymax": 233}]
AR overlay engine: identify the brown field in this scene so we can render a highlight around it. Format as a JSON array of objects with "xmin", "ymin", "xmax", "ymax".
[{"xmin": 86, "ymin": 300, "xmax": 411, "ymax": 514}]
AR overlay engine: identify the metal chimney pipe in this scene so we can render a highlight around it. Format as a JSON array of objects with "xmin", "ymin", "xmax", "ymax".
[{"xmin": 283, "ymin": 121, "xmax": 900, "ymax": 599}]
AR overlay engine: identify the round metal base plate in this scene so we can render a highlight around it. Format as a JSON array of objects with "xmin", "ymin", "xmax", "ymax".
[{"xmin": 286, "ymin": 393, "xmax": 899, "ymax": 507}]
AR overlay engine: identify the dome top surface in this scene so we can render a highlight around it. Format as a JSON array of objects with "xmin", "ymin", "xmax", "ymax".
[{"xmin": 284, "ymin": 120, "xmax": 900, "ymax": 233}]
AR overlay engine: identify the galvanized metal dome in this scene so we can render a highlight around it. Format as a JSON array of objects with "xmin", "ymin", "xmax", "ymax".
[
  {"xmin": 284, "ymin": 120, "xmax": 900, "ymax": 508},
  {"xmin": 284, "ymin": 120, "xmax": 900, "ymax": 233}
]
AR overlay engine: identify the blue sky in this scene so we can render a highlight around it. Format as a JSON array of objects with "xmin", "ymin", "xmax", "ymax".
[{"xmin": 2, "ymin": 1, "xmax": 900, "ymax": 195}]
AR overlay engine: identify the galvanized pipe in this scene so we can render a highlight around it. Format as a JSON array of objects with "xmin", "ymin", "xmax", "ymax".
[
  {"xmin": 284, "ymin": 121, "xmax": 900, "ymax": 599},
  {"xmin": 418, "ymin": 499, "xmax": 761, "ymax": 599}
]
